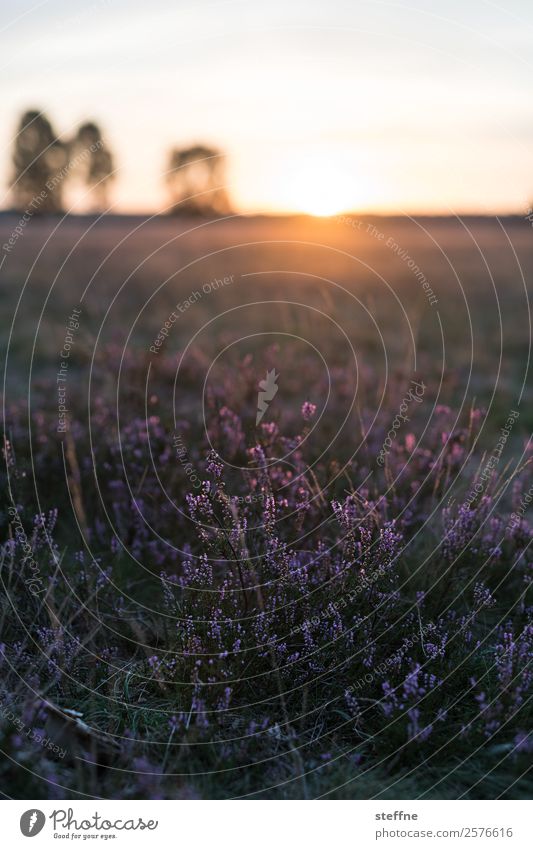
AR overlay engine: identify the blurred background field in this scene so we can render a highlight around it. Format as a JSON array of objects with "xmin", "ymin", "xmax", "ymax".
[
  {"xmin": 2, "ymin": 212, "xmax": 531, "ymax": 431},
  {"xmin": 0, "ymin": 214, "xmax": 533, "ymax": 404}
]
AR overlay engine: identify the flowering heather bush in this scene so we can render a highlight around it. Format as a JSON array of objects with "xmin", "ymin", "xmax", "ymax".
[{"xmin": 1, "ymin": 337, "xmax": 531, "ymax": 800}]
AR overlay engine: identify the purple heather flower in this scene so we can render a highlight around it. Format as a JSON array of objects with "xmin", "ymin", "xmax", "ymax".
[{"xmin": 301, "ymin": 401, "xmax": 317, "ymax": 421}]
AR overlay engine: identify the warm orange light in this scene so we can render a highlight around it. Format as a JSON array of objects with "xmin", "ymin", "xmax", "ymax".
[{"xmin": 271, "ymin": 150, "xmax": 375, "ymax": 217}]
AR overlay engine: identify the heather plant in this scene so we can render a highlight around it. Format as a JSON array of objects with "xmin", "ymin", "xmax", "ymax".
[{"xmin": 1, "ymin": 341, "xmax": 532, "ymax": 799}]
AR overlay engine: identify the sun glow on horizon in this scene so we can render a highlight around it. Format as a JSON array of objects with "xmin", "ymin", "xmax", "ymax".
[{"xmin": 268, "ymin": 150, "xmax": 380, "ymax": 217}]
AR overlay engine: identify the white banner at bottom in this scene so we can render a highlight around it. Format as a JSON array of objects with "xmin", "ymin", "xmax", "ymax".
[{"xmin": 2, "ymin": 799, "xmax": 531, "ymax": 848}]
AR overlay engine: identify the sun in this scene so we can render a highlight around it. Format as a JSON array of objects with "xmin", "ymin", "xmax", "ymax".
[
  {"xmin": 274, "ymin": 151, "xmax": 368, "ymax": 217},
  {"xmin": 300, "ymin": 194, "xmax": 348, "ymax": 218}
]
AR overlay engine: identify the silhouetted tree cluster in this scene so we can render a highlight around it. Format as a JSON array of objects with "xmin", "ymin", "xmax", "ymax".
[
  {"xmin": 166, "ymin": 145, "xmax": 231, "ymax": 216},
  {"xmin": 71, "ymin": 122, "xmax": 114, "ymax": 210},
  {"xmin": 10, "ymin": 110, "xmax": 115, "ymax": 213},
  {"xmin": 10, "ymin": 109, "xmax": 234, "ymax": 216}
]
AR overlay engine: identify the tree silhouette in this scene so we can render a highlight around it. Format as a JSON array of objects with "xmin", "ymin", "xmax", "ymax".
[
  {"xmin": 71, "ymin": 121, "xmax": 114, "ymax": 210},
  {"xmin": 11, "ymin": 110, "xmax": 68, "ymax": 213},
  {"xmin": 166, "ymin": 145, "xmax": 231, "ymax": 216}
]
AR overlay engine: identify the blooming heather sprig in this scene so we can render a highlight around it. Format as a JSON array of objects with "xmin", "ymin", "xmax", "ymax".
[{"xmin": 301, "ymin": 401, "xmax": 317, "ymax": 421}]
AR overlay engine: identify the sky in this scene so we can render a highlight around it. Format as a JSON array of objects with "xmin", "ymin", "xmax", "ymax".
[{"xmin": 1, "ymin": 0, "xmax": 533, "ymax": 214}]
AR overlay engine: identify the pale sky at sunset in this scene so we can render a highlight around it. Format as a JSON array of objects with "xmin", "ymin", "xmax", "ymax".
[{"xmin": 1, "ymin": 0, "xmax": 533, "ymax": 214}]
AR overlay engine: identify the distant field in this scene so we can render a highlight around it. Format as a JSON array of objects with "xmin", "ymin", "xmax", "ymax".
[{"xmin": 2, "ymin": 214, "xmax": 531, "ymax": 409}]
